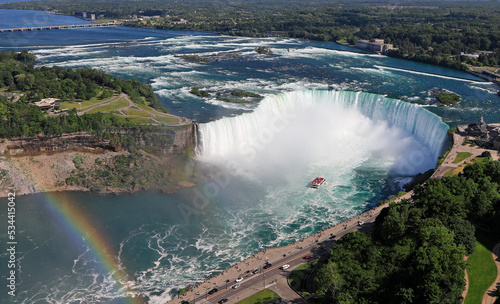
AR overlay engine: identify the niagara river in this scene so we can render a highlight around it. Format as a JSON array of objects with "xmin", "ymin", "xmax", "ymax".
[{"xmin": 0, "ymin": 9, "xmax": 499, "ymax": 304}]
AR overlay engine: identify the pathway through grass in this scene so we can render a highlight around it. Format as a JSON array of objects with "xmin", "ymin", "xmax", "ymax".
[{"xmin": 465, "ymin": 231, "xmax": 497, "ymax": 304}]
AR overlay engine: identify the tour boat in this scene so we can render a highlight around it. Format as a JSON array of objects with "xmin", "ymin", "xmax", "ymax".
[{"xmin": 308, "ymin": 177, "xmax": 325, "ymax": 188}]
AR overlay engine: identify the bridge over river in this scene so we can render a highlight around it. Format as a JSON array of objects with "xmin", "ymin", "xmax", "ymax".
[{"xmin": 0, "ymin": 22, "xmax": 118, "ymax": 33}]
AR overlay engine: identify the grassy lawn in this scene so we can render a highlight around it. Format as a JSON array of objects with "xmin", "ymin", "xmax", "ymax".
[
  {"xmin": 445, "ymin": 164, "xmax": 468, "ymax": 177},
  {"xmin": 235, "ymin": 289, "xmax": 280, "ymax": 304},
  {"xmin": 454, "ymin": 152, "xmax": 473, "ymax": 163},
  {"xmin": 122, "ymin": 117, "xmax": 156, "ymax": 124},
  {"xmin": 136, "ymin": 102, "xmax": 157, "ymax": 113},
  {"xmin": 61, "ymin": 100, "xmax": 97, "ymax": 110},
  {"xmin": 336, "ymin": 39, "xmax": 349, "ymax": 45},
  {"xmin": 155, "ymin": 116, "xmax": 180, "ymax": 124},
  {"xmin": 445, "ymin": 157, "xmax": 490, "ymax": 177},
  {"xmin": 87, "ymin": 98, "xmax": 129, "ymax": 114},
  {"xmin": 288, "ymin": 262, "xmax": 313, "ymax": 292},
  {"xmin": 122, "ymin": 108, "xmax": 153, "ymax": 117},
  {"xmin": 464, "ymin": 230, "xmax": 498, "ymax": 304},
  {"xmin": 60, "ymin": 95, "xmax": 111, "ymax": 110}
]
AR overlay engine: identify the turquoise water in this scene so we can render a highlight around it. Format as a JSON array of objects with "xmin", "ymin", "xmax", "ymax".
[{"xmin": 0, "ymin": 9, "xmax": 499, "ymax": 304}]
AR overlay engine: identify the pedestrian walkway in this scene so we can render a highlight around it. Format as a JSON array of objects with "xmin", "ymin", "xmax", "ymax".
[{"xmin": 168, "ymin": 191, "xmax": 411, "ymax": 304}]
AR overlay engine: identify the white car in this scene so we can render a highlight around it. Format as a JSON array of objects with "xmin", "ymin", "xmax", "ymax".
[
  {"xmin": 232, "ymin": 284, "xmax": 241, "ymax": 289},
  {"xmin": 235, "ymin": 277, "xmax": 244, "ymax": 282},
  {"xmin": 280, "ymin": 264, "xmax": 290, "ymax": 270}
]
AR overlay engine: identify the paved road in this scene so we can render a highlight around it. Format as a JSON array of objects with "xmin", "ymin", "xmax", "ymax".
[{"xmin": 170, "ymin": 200, "xmax": 396, "ymax": 304}]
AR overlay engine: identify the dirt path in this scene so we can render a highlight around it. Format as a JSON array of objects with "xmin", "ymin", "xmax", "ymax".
[
  {"xmin": 463, "ymin": 256, "xmax": 469, "ymax": 303},
  {"xmin": 119, "ymin": 94, "xmax": 192, "ymax": 126},
  {"xmin": 76, "ymin": 94, "xmax": 124, "ymax": 114},
  {"xmin": 482, "ymin": 243, "xmax": 500, "ymax": 304}
]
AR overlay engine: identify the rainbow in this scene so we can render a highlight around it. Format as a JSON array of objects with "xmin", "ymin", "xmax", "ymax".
[{"xmin": 40, "ymin": 192, "xmax": 145, "ymax": 304}]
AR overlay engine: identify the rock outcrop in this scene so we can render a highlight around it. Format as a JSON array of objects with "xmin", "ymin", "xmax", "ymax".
[
  {"xmin": 0, "ymin": 124, "xmax": 196, "ymax": 197},
  {"xmin": 0, "ymin": 125, "xmax": 195, "ymax": 156},
  {"xmin": 0, "ymin": 132, "xmax": 116, "ymax": 156}
]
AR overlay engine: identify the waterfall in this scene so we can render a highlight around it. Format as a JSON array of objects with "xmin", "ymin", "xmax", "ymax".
[{"xmin": 197, "ymin": 90, "xmax": 449, "ymax": 176}]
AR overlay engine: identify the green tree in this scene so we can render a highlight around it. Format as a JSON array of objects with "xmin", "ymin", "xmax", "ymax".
[{"xmin": 315, "ymin": 262, "xmax": 343, "ymax": 301}]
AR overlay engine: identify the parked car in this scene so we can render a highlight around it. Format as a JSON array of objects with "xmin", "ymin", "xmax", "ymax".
[{"xmin": 280, "ymin": 264, "xmax": 290, "ymax": 270}]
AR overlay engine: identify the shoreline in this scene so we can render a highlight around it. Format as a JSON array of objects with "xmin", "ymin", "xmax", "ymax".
[
  {"xmin": 0, "ymin": 6, "xmax": 495, "ymax": 82},
  {"xmin": 0, "ymin": 148, "xmax": 197, "ymax": 199},
  {"xmin": 166, "ymin": 191, "xmax": 414, "ymax": 304}
]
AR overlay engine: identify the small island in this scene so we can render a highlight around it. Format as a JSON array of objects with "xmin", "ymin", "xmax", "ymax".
[
  {"xmin": 190, "ymin": 86, "xmax": 210, "ymax": 98},
  {"xmin": 190, "ymin": 87, "xmax": 263, "ymax": 103},
  {"xmin": 254, "ymin": 46, "xmax": 273, "ymax": 55},
  {"xmin": 435, "ymin": 91, "xmax": 460, "ymax": 106}
]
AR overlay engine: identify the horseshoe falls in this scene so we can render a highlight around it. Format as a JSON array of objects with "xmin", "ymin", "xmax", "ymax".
[{"xmin": 197, "ymin": 90, "xmax": 448, "ymax": 180}]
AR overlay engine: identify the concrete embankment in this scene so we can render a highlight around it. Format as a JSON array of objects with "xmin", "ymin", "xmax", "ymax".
[{"xmin": 166, "ymin": 191, "xmax": 413, "ymax": 304}]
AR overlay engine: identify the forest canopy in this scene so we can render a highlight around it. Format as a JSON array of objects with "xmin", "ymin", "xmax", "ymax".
[
  {"xmin": 0, "ymin": 51, "xmax": 168, "ymax": 138},
  {"xmin": 0, "ymin": 50, "xmax": 165, "ymax": 111},
  {"xmin": 315, "ymin": 159, "xmax": 500, "ymax": 303}
]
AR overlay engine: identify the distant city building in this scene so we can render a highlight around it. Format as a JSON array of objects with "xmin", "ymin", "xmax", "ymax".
[
  {"xmin": 90, "ymin": 14, "xmax": 96, "ymax": 20},
  {"xmin": 356, "ymin": 39, "xmax": 394, "ymax": 54},
  {"xmin": 82, "ymin": 12, "xmax": 87, "ymax": 18}
]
